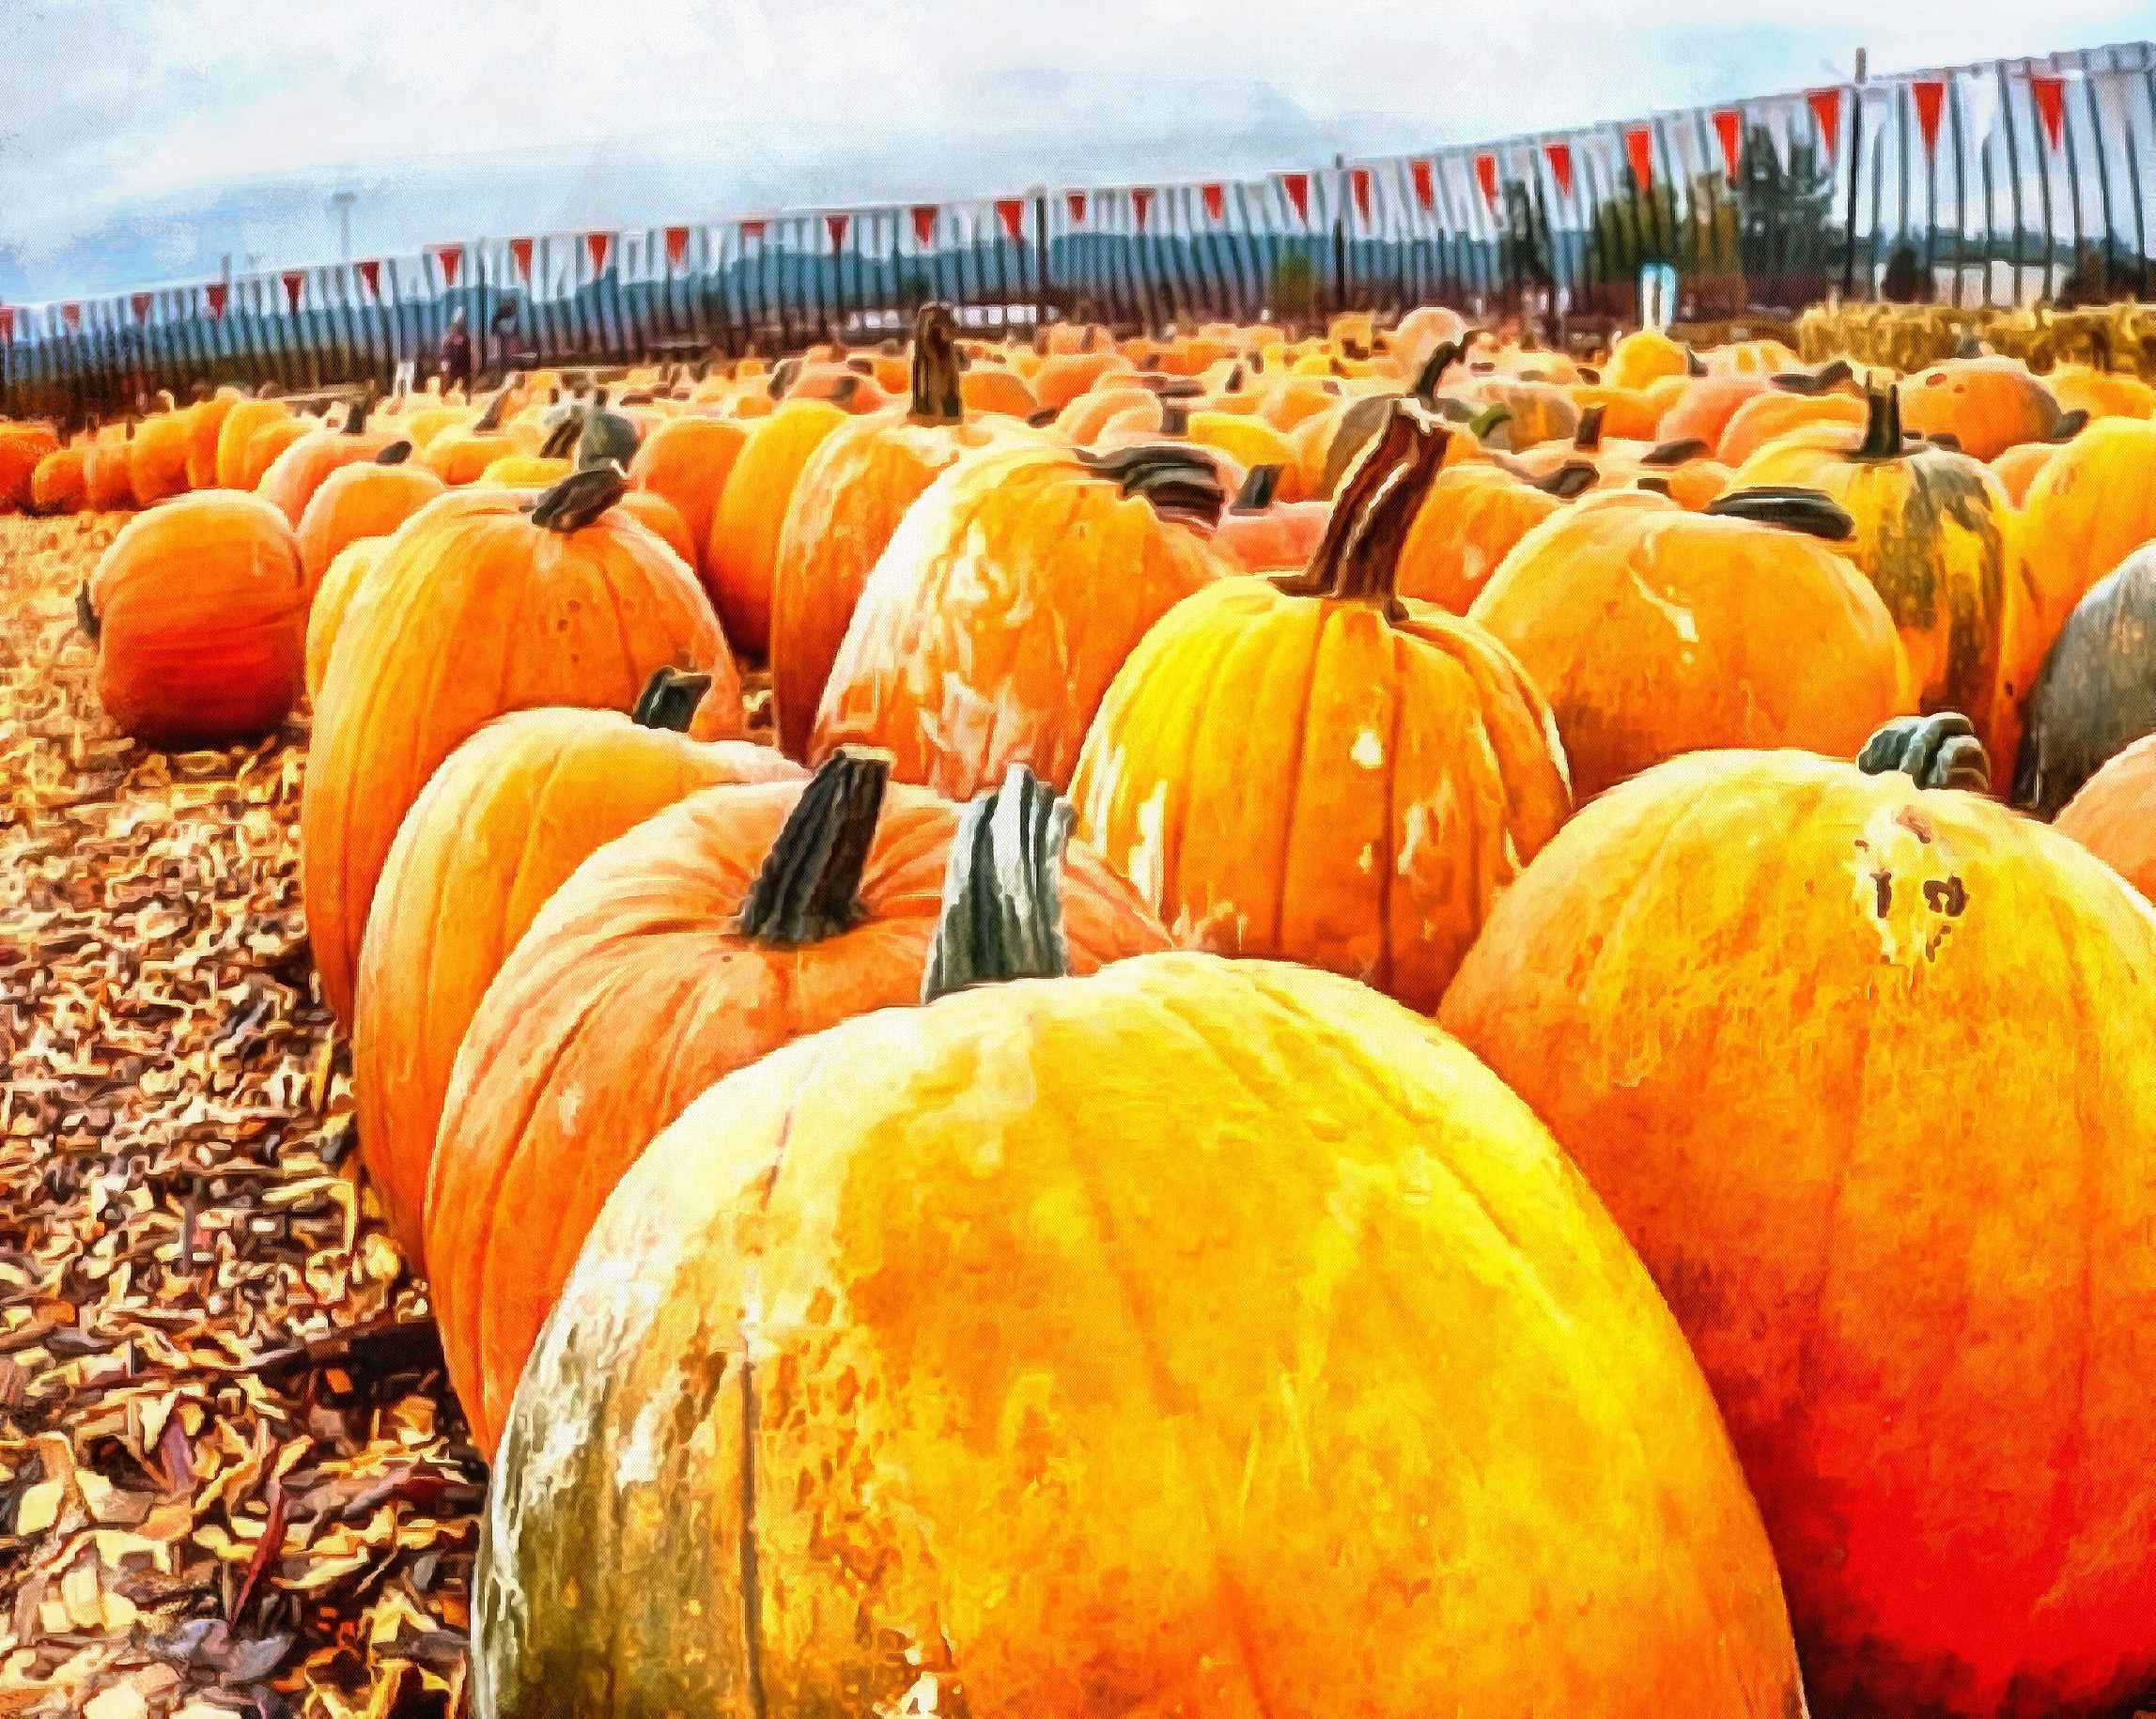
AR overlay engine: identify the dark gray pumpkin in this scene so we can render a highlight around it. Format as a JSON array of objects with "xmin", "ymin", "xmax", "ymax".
[{"xmin": 2013, "ymin": 543, "xmax": 2156, "ymax": 817}]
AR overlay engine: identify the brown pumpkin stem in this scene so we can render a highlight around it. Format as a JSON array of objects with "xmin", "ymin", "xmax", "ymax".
[
  {"xmin": 473, "ymin": 384, "xmax": 512, "ymax": 434},
  {"xmin": 375, "ymin": 440, "xmax": 413, "ymax": 466},
  {"xmin": 1853, "ymin": 385, "xmax": 1905, "ymax": 460},
  {"xmin": 1641, "ymin": 436, "xmax": 1710, "ymax": 467},
  {"xmin": 1233, "ymin": 464, "xmax": 1283, "ymax": 512},
  {"xmin": 1573, "ymin": 405, "xmax": 1605, "ymax": 452},
  {"xmin": 1702, "ymin": 486, "xmax": 1855, "ymax": 541},
  {"xmin": 1408, "ymin": 339, "xmax": 1466, "ymax": 407},
  {"xmin": 1276, "ymin": 403, "xmax": 1450, "ymax": 619},
  {"xmin": 2049, "ymin": 409, "xmax": 2090, "ymax": 443},
  {"xmin": 76, "ymin": 583, "xmax": 99, "ymax": 643},
  {"xmin": 1466, "ymin": 402, "xmax": 1511, "ymax": 442},
  {"xmin": 630, "ymin": 666, "xmax": 712, "ymax": 734},
  {"xmin": 737, "ymin": 748, "xmax": 892, "ymax": 945},
  {"xmin": 1534, "ymin": 460, "xmax": 1598, "ymax": 499},
  {"xmin": 529, "ymin": 461, "xmax": 627, "ymax": 532},
  {"xmin": 1771, "ymin": 357, "xmax": 1854, "ymax": 397},
  {"xmin": 539, "ymin": 411, "xmax": 584, "ymax": 460},
  {"xmin": 908, "ymin": 302, "xmax": 964, "ymax": 425},
  {"xmin": 1074, "ymin": 444, "xmax": 1226, "ymax": 529},
  {"xmin": 1683, "ymin": 344, "xmax": 1707, "ymax": 377},
  {"xmin": 344, "ymin": 394, "xmax": 375, "ymax": 436},
  {"xmin": 921, "ymin": 765, "xmax": 1073, "ymax": 1002},
  {"xmin": 1856, "ymin": 712, "xmax": 1991, "ymax": 793},
  {"xmin": 578, "ymin": 408, "xmax": 640, "ymax": 471}
]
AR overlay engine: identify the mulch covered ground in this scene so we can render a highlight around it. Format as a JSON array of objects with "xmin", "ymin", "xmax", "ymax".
[{"xmin": 0, "ymin": 514, "xmax": 476, "ymax": 1719}]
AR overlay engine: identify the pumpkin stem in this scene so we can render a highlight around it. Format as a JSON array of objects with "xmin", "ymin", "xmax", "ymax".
[
  {"xmin": 921, "ymin": 765, "xmax": 1074, "ymax": 1001},
  {"xmin": 1073, "ymin": 444, "xmax": 1226, "ymax": 529},
  {"xmin": 1466, "ymin": 402, "xmax": 1511, "ymax": 443},
  {"xmin": 375, "ymin": 440, "xmax": 414, "ymax": 466},
  {"xmin": 1641, "ymin": 436, "xmax": 1709, "ymax": 467},
  {"xmin": 1853, "ymin": 385, "xmax": 1905, "ymax": 460},
  {"xmin": 1408, "ymin": 339, "xmax": 1466, "ymax": 407},
  {"xmin": 1276, "ymin": 402, "xmax": 1449, "ymax": 619},
  {"xmin": 578, "ymin": 406, "xmax": 640, "ymax": 471},
  {"xmin": 2049, "ymin": 408, "xmax": 2089, "ymax": 443},
  {"xmin": 908, "ymin": 303, "xmax": 964, "ymax": 425},
  {"xmin": 631, "ymin": 666, "xmax": 712, "ymax": 734},
  {"xmin": 1533, "ymin": 460, "xmax": 1598, "ymax": 499},
  {"xmin": 1771, "ymin": 358, "xmax": 1853, "ymax": 397},
  {"xmin": 737, "ymin": 748, "xmax": 892, "ymax": 946},
  {"xmin": 1683, "ymin": 344, "xmax": 1707, "ymax": 377},
  {"xmin": 473, "ymin": 383, "xmax": 512, "ymax": 434},
  {"xmin": 344, "ymin": 393, "xmax": 376, "ymax": 436},
  {"xmin": 1702, "ymin": 486, "xmax": 1855, "ymax": 541},
  {"xmin": 1572, "ymin": 405, "xmax": 1605, "ymax": 452},
  {"xmin": 1233, "ymin": 463, "xmax": 1283, "ymax": 512},
  {"xmin": 76, "ymin": 583, "xmax": 99, "ymax": 643},
  {"xmin": 1856, "ymin": 712, "xmax": 1992, "ymax": 793},
  {"xmin": 529, "ymin": 461, "xmax": 627, "ymax": 532}
]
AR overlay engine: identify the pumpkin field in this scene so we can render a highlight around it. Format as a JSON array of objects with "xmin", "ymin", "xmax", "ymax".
[{"xmin": 6, "ymin": 300, "xmax": 2156, "ymax": 1719}]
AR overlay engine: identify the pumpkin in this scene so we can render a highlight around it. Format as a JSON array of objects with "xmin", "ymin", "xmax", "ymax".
[
  {"xmin": 84, "ymin": 426, "xmax": 135, "ymax": 511},
  {"xmin": 29, "ymin": 443, "xmax": 86, "ymax": 514},
  {"xmin": 1652, "ymin": 371, "xmax": 1769, "ymax": 446},
  {"xmin": 2011, "ymin": 542, "xmax": 2156, "ymax": 816},
  {"xmin": 1053, "ymin": 383, "xmax": 1161, "ymax": 444},
  {"xmin": 1896, "ymin": 355, "xmax": 2060, "ymax": 460},
  {"xmin": 1388, "ymin": 301, "xmax": 1468, "ymax": 376},
  {"xmin": 125, "ymin": 407, "xmax": 192, "ymax": 509},
  {"xmin": 473, "ymin": 768, "xmax": 1802, "ymax": 1719},
  {"xmin": 256, "ymin": 399, "xmax": 394, "ymax": 524},
  {"xmin": 0, "ymin": 422, "xmax": 60, "ymax": 511},
  {"xmin": 1208, "ymin": 465, "xmax": 1335, "ymax": 573},
  {"xmin": 1031, "ymin": 348, "xmax": 1135, "ymax": 411},
  {"xmin": 304, "ymin": 537, "xmax": 384, "ymax": 699},
  {"xmin": 813, "ymin": 441, "xmax": 1233, "ymax": 797},
  {"xmin": 1320, "ymin": 341, "xmax": 1481, "ymax": 493},
  {"xmin": 1469, "ymin": 488, "xmax": 1906, "ymax": 799},
  {"xmin": 1440, "ymin": 740, "xmax": 2156, "ymax": 1716},
  {"xmin": 292, "ymin": 447, "xmax": 445, "ymax": 591},
  {"xmin": 1072, "ymin": 407, "xmax": 1570, "ymax": 1011},
  {"xmin": 958, "ymin": 364, "xmax": 1037, "ymax": 419},
  {"xmin": 2043, "ymin": 364, "xmax": 2155, "ymax": 422},
  {"xmin": 351, "ymin": 680, "xmax": 801, "ymax": 1262},
  {"xmin": 613, "ymin": 488, "xmax": 698, "ymax": 567},
  {"xmin": 768, "ymin": 306, "xmax": 1005, "ymax": 760},
  {"xmin": 1706, "ymin": 337, "xmax": 1803, "ymax": 375},
  {"xmin": 427, "ymin": 751, "xmax": 1168, "ymax": 1452},
  {"xmin": 183, "ymin": 388, "xmax": 242, "ymax": 489},
  {"xmin": 1991, "ymin": 438, "xmax": 2060, "ymax": 505},
  {"xmin": 1567, "ymin": 382, "xmax": 1664, "ymax": 441},
  {"xmin": 1715, "ymin": 387, "xmax": 1869, "ymax": 467},
  {"xmin": 1396, "ymin": 459, "xmax": 1580, "ymax": 612},
  {"xmin": 704, "ymin": 398, "xmax": 847, "ymax": 658},
  {"xmin": 1732, "ymin": 385, "xmax": 2017, "ymax": 769},
  {"xmin": 300, "ymin": 465, "xmax": 734, "ymax": 1021},
  {"xmin": 2055, "ymin": 731, "xmax": 2156, "ymax": 898},
  {"xmin": 477, "ymin": 454, "xmax": 572, "ymax": 488},
  {"xmin": 627, "ymin": 413, "xmax": 748, "ymax": 586},
  {"xmin": 2012, "ymin": 417, "xmax": 2156, "ymax": 693},
  {"xmin": 1603, "ymin": 328, "xmax": 1692, "ymax": 391},
  {"xmin": 82, "ymin": 491, "xmax": 306, "ymax": 746},
  {"xmin": 1184, "ymin": 409, "xmax": 1302, "ymax": 493},
  {"xmin": 213, "ymin": 396, "xmax": 291, "ymax": 489}
]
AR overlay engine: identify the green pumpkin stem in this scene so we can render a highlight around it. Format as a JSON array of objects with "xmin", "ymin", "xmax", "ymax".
[
  {"xmin": 1534, "ymin": 460, "xmax": 1598, "ymax": 500},
  {"xmin": 375, "ymin": 440, "xmax": 414, "ymax": 466},
  {"xmin": 2049, "ymin": 409, "xmax": 2090, "ymax": 444},
  {"xmin": 736, "ymin": 748, "xmax": 892, "ymax": 945},
  {"xmin": 1853, "ymin": 385, "xmax": 1905, "ymax": 461},
  {"xmin": 1277, "ymin": 402, "xmax": 1450, "ymax": 619},
  {"xmin": 76, "ymin": 583, "xmax": 99, "ymax": 643},
  {"xmin": 1855, "ymin": 712, "xmax": 1992, "ymax": 793},
  {"xmin": 908, "ymin": 303, "xmax": 964, "ymax": 425},
  {"xmin": 1408, "ymin": 338, "xmax": 1466, "ymax": 407},
  {"xmin": 1073, "ymin": 444, "xmax": 1226, "ymax": 529},
  {"xmin": 530, "ymin": 461, "xmax": 628, "ymax": 532},
  {"xmin": 630, "ymin": 667, "xmax": 712, "ymax": 734},
  {"xmin": 921, "ymin": 765, "xmax": 1074, "ymax": 1001},
  {"xmin": 1702, "ymin": 486, "xmax": 1855, "ymax": 542},
  {"xmin": 1233, "ymin": 463, "xmax": 1283, "ymax": 513}
]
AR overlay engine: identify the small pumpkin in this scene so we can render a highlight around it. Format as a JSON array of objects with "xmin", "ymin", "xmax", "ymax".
[
  {"xmin": 1396, "ymin": 459, "xmax": 1581, "ymax": 612},
  {"xmin": 1603, "ymin": 327, "xmax": 1692, "ymax": 391},
  {"xmin": 84, "ymin": 425, "xmax": 135, "ymax": 511},
  {"xmin": 627, "ymin": 413, "xmax": 749, "ymax": 586},
  {"xmin": 2055, "ymin": 731, "xmax": 2156, "ymax": 898},
  {"xmin": 125, "ymin": 404, "xmax": 192, "ymax": 509},
  {"xmin": 256, "ymin": 397, "xmax": 394, "ymax": 524},
  {"xmin": 705, "ymin": 397, "xmax": 848, "ymax": 658},
  {"xmin": 29, "ymin": 442, "xmax": 86, "ymax": 514},
  {"xmin": 1, "ymin": 422, "xmax": 61, "ymax": 512},
  {"xmin": 213, "ymin": 395, "xmax": 291, "ymax": 489},
  {"xmin": 1896, "ymin": 355, "xmax": 2061, "ymax": 460},
  {"xmin": 292, "ymin": 450, "xmax": 445, "ymax": 591},
  {"xmin": 183, "ymin": 387, "xmax": 242, "ymax": 488}
]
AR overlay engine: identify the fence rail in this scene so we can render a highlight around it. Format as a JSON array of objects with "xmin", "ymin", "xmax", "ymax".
[{"xmin": 5, "ymin": 40, "xmax": 2151, "ymax": 419}]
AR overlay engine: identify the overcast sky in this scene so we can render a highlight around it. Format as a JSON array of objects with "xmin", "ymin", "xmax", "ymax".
[{"xmin": 1, "ymin": 0, "xmax": 2148, "ymax": 295}]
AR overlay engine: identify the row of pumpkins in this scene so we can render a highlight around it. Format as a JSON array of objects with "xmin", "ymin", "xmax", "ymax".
[{"xmin": 13, "ymin": 302, "xmax": 2156, "ymax": 1715}]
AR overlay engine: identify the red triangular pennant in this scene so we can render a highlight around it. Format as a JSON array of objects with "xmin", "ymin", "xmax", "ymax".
[
  {"xmin": 358, "ymin": 258, "xmax": 382, "ymax": 298},
  {"xmin": 436, "ymin": 245, "xmax": 461, "ymax": 287},
  {"xmin": 1543, "ymin": 142, "xmax": 1574, "ymax": 199},
  {"xmin": 1807, "ymin": 87, "xmax": 1843, "ymax": 161},
  {"xmin": 1410, "ymin": 159, "xmax": 1435, "ymax": 211},
  {"xmin": 0, "ymin": 308, "xmax": 13, "ymax": 344},
  {"xmin": 826, "ymin": 213, "xmax": 850, "ymax": 250},
  {"xmin": 1065, "ymin": 190, "xmax": 1087, "ymax": 224},
  {"xmin": 739, "ymin": 219, "xmax": 767, "ymax": 243},
  {"xmin": 62, "ymin": 302, "xmax": 81, "ymax": 332},
  {"xmin": 1623, "ymin": 126, "xmax": 1654, "ymax": 190},
  {"xmin": 1131, "ymin": 187, "xmax": 1153, "ymax": 228},
  {"xmin": 1280, "ymin": 171, "xmax": 1311, "ymax": 223},
  {"xmin": 1202, "ymin": 182, "xmax": 1226, "ymax": 223},
  {"xmin": 1911, "ymin": 80, "xmax": 1946, "ymax": 160},
  {"xmin": 1713, "ymin": 109, "xmax": 1744, "ymax": 179},
  {"xmin": 1350, "ymin": 166, "xmax": 1373, "ymax": 223},
  {"xmin": 283, "ymin": 271, "xmax": 305, "ymax": 313},
  {"xmin": 996, "ymin": 197, "xmax": 1027, "ymax": 241},
  {"xmin": 911, "ymin": 205, "xmax": 938, "ymax": 246},
  {"xmin": 665, "ymin": 226, "xmax": 690, "ymax": 271},
  {"xmin": 584, "ymin": 232, "xmax": 613, "ymax": 276},
  {"xmin": 506, "ymin": 240, "xmax": 532, "ymax": 284},
  {"xmin": 206, "ymin": 283, "xmax": 228, "ymax": 319},
  {"xmin": 2029, "ymin": 73, "xmax": 2066, "ymax": 151},
  {"xmin": 1474, "ymin": 153, "xmax": 1500, "ymax": 209},
  {"xmin": 131, "ymin": 292, "xmax": 153, "ymax": 323}
]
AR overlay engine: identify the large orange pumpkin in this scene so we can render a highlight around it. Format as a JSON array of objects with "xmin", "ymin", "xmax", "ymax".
[
  {"xmin": 2055, "ymin": 731, "xmax": 2156, "ymax": 898},
  {"xmin": 184, "ymin": 388, "xmax": 242, "ymax": 489},
  {"xmin": 300, "ymin": 465, "xmax": 734, "ymax": 1021},
  {"xmin": 84, "ymin": 426, "xmax": 135, "ymax": 511},
  {"xmin": 813, "ymin": 441, "xmax": 1233, "ymax": 796},
  {"xmin": 1073, "ymin": 408, "xmax": 1571, "ymax": 1011},
  {"xmin": 214, "ymin": 396, "xmax": 291, "ymax": 489},
  {"xmin": 0, "ymin": 422, "xmax": 60, "ymax": 511},
  {"xmin": 29, "ymin": 442, "xmax": 86, "ymax": 514},
  {"xmin": 627, "ymin": 412, "xmax": 748, "ymax": 587},
  {"xmin": 1469, "ymin": 488, "xmax": 1906, "ymax": 799},
  {"xmin": 256, "ymin": 398, "xmax": 395, "ymax": 524},
  {"xmin": 768, "ymin": 305, "xmax": 1006, "ymax": 759},
  {"xmin": 704, "ymin": 397, "xmax": 847, "ymax": 658},
  {"xmin": 304, "ymin": 537, "xmax": 384, "ymax": 699},
  {"xmin": 1441, "ymin": 742, "xmax": 2156, "ymax": 1715},
  {"xmin": 351, "ymin": 686, "xmax": 801, "ymax": 1262},
  {"xmin": 427, "ymin": 751, "xmax": 1169, "ymax": 1452},
  {"xmin": 473, "ymin": 773, "xmax": 1802, "ymax": 1718},
  {"xmin": 2010, "ymin": 417, "xmax": 2156, "ymax": 709},
  {"xmin": 83, "ymin": 491, "xmax": 307, "ymax": 746},
  {"xmin": 125, "ymin": 406, "xmax": 192, "ymax": 508},
  {"xmin": 1896, "ymin": 355, "xmax": 2061, "ymax": 460},
  {"xmin": 292, "ymin": 447, "xmax": 446, "ymax": 590}
]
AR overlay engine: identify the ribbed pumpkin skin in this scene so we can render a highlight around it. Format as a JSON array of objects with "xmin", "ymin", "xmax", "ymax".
[
  {"xmin": 241, "ymin": 418, "xmax": 311, "ymax": 491},
  {"xmin": 1655, "ymin": 372, "xmax": 1769, "ymax": 448},
  {"xmin": 2012, "ymin": 419, "xmax": 2156, "ymax": 705},
  {"xmin": 2012, "ymin": 544, "xmax": 2156, "ymax": 817},
  {"xmin": 30, "ymin": 445, "xmax": 86, "ymax": 513},
  {"xmin": 214, "ymin": 399, "xmax": 290, "ymax": 489},
  {"xmin": 613, "ymin": 489, "xmax": 697, "ymax": 569},
  {"xmin": 89, "ymin": 492, "xmax": 306, "ymax": 746},
  {"xmin": 1898, "ymin": 357, "xmax": 2060, "ymax": 460},
  {"xmin": 768, "ymin": 412, "xmax": 1000, "ymax": 758},
  {"xmin": 1732, "ymin": 432, "xmax": 2016, "ymax": 768},
  {"xmin": 706, "ymin": 400, "xmax": 846, "ymax": 657},
  {"xmin": 427, "ymin": 779, "xmax": 1168, "ymax": 1454},
  {"xmin": 256, "ymin": 425, "xmax": 396, "ymax": 524},
  {"xmin": 2055, "ymin": 731, "xmax": 2156, "ymax": 898},
  {"xmin": 474, "ymin": 954, "xmax": 1803, "ymax": 1719},
  {"xmin": 304, "ymin": 539, "xmax": 384, "ymax": 700},
  {"xmin": 1, "ymin": 424, "xmax": 60, "ymax": 511},
  {"xmin": 1990, "ymin": 439, "xmax": 2059, "ymax": 506},
  {"xmin": 1469, "ymin": 492, "xmax": 1906, "ymax": 799},
  {"xmin": 1073, "ymin": 583, "xmax": 1569, "ymax": 1011},
  {"xmin": 420, "ymin": 430, "xmax": 524, "ymax": 486},
  {"xmin": 300, "ymin": 488, "xmax": 732, "ymax": 1021},
  {"xmin": 1397, "ymin": 465, "xmax": 1562, "ymax": 612},
  {"xmin": 627, "ymin": 415, "xmax": 747, "ymax": 582},
  {"xmin": 1440, "ymin": 750, "xmax": 2156, "ymax": 1716},
  {"xmin": 183, "ymin": 392, "xmax": 240, "ymax": 488},
  {"xmin": 352, "ymin": 709, "xmax": 802, "ymax": 1262},
  {"xmin": 293, "ymin": 460, "xmax": 446, "ymax": 591},
  {"xmin": 1715, "ymin": 390, "xmax": 1867, "ymax": 467},
  {"xmin": 126, "ymin": 413, "xmax": 192, "ymax": 508},
  {"xmin": 813, "ymin": 443, "xmax": 1233, "ymax": 796}
]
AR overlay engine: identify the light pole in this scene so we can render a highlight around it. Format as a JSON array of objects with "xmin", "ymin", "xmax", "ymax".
[{"xmin": 329, "ymin": 192, "xmax": 356, "ymax": 264}]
